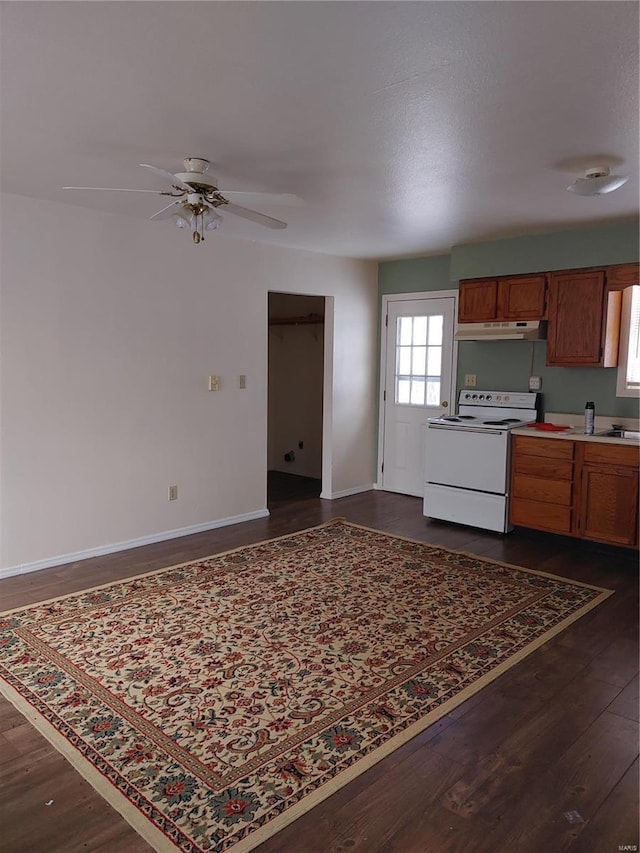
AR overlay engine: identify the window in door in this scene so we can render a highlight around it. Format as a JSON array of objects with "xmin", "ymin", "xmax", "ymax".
[{"xmin": 395, "ymin": 314, "xmax": 444, "ymax": 406}]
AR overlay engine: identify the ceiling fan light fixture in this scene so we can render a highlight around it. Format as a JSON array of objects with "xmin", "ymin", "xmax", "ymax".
[
  {"xmin": 567, "ymin": 166, "xmax": 629, "ymax": 196},
  {"xmin": 203, "ymin": 209, "xmax": 222, "ymax": 232},
  {"xmin": 172, "ymin": 208, "xmax": 193, "ymax": 229}
]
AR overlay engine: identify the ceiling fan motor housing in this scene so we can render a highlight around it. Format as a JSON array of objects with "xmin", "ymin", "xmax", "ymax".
[
  {"xmin": 175, "ymin": 173, "xmax": 218, "ymax": 192},
  {"xmin": 183, "ymin": 157, "xmax": 210, "ymax": 174}
]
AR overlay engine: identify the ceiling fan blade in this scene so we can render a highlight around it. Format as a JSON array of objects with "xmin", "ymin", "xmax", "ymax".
[
  {"xmin": 218, "ymin": 191, "xmax": 302, "ymax": 206},
  {"xmin": 149, "ymin": 199, "xmax": 183, "ymax": 220},
  {"xmin": 63, "ymin": 186, "xmax": 168, "ymax": 193},
  {"xmin": 140, "ymin": 163, "xmax": 192, "ymax": 192},
  {"xmin": 223, "ymin": 202, "xmax": 287, "ymax": 230}
]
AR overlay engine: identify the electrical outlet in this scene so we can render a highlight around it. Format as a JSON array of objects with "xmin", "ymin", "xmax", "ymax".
[
  {"xmin": 298, "ymin": 440, "xmax": 304, "ymax": 449},
  {"xmin": 168, "ymin": 485, "xmax": 178, "ymax": 501},
  {"xmin": 239, "ymin": 375, "xmax": 246, "ymax": 389},
  {"xmin": 464, "ymin": 374, "xmax": 477, "ymax": 387},
  {"xmin": 208, "ymin": 376, "xmax": 219, "ymax": 392},
  {"xmin": 529, "ymin": 375, "xmax": 542, "ymax": 391}
]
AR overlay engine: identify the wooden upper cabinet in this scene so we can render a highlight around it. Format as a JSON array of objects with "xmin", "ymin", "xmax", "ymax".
[
  {"xmin": 546, "ymin": 269, "xmax": 606, "ymax": 366},
  {"xmin": 458, "ymin": 274, "xmax": 547, "ymax": 322},
  {"xmin": 606, "ymin": 262, "xmax": 640, "ymax": 289},
  {"xmin": 458, "ymin": 279, "xmax": 498, "ymax": 322},
  {"xmin": 497, "ymin": 275, "xmax": 547, "ymax": 319}
]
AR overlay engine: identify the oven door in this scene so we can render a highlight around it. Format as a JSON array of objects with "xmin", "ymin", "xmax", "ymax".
[{"xmin": 425, "ymin": 424, "xmax": 509, "ymax": 494}]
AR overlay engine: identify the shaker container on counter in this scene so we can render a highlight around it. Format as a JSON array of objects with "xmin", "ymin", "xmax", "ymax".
[{"xmin": 584, "ymin": 401, "xmax": 595, "ymax": 435}]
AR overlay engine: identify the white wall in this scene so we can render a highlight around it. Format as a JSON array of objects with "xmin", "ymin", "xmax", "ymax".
[{"xmin": 0, "ymin": 194, "xmax": 378, "ymax": 573}]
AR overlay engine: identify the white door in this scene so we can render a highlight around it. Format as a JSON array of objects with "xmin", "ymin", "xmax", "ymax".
[{"xmin": 381, "ymin": 295, "xmax": 456, "ymax": 496}]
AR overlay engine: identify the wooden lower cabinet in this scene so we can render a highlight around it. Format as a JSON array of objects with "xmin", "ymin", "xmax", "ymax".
[
  {"xmin": 510, "ymin": 435, "xmax": 639, "ymax": 548},
  {"xmin": 576, "ymin": 443, "xmax": 639, "ymax": 547}
]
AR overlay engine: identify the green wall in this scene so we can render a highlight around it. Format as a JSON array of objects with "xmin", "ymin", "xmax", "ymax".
[
  {"xmin": 378, "ymin": 254, "xmax": 451, "ymax": 295},
  {"xmin": 450, "ymin": 219, "xmax": 640, "ymax": 280},
  {"xmin": 378, "ymin": 220, "xmax": 640, "ymax": 419}
]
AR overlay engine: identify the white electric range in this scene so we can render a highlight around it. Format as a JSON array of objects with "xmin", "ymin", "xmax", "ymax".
[{"xmin": 423, "ymin": 390, "xmax": 539, "ymax": 532}]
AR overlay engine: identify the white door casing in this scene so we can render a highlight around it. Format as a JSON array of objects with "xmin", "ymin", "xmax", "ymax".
[{"xmin": 378, "ymin": 292, "xmax": 457, "ymax": 496}]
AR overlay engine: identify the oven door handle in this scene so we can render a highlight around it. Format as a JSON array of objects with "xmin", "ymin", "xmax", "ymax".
[{"xmin": 427, "ymin": 425, "xmax": 507, "ymax": 436}]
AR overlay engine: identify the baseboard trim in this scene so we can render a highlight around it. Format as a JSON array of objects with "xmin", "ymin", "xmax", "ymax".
[
  {"xmin": 321, "ymin": 484, "xmax": 375, "ymax": 500},
  {"xmin": 0, "ymin": 509, "xmax": 271, "ymax": 580}
]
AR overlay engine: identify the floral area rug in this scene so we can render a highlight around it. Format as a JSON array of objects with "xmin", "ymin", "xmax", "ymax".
[{"xmin": 0, "ymin": 519, "xmax": 611, "ymax": 852}]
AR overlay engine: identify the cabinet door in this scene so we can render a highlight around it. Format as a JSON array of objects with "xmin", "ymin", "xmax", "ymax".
[
  {"xmin": 546, "ymin": 270, "xmax": 605, "ymax": 366},
  {"xmin": 497, "ymin": 275, "xmax": 547, "ymax": 320},
  {"xmin": 458, "ymin": 279, "xmax": 498, "ymax": 322},
  {"xmin": 578, "ymin": 464, "xmax": 639, "ymax": 547}
]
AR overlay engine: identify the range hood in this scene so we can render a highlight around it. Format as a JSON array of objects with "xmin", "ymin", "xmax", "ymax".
[{"xmin": 455, "ymin": 320, "xmax": 547, "ymax": 341}]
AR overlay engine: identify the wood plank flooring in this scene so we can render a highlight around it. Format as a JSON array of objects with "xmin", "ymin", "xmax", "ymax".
[{"xmin": 0, "ymin": 486, "xmax": 637, "ymax": 852}]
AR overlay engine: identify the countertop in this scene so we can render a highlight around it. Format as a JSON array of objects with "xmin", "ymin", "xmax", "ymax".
[{"xmin": 512, "ymin": 426, "xmax": 640, "ymax": 446}]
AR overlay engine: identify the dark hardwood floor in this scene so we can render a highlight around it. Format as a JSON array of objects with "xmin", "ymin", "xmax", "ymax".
[{"xmin": 1, "ymin": 487, "xmax": 638, "ymax": 852}]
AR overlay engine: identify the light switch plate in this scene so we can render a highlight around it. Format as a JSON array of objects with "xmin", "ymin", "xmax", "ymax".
[{"xmin": 208, "ymin": 376, "xmax": 219, "ymax": 392}]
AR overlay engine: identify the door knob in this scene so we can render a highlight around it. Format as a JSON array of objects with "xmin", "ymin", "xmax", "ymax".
[{"xmin": 441, "ymin": 400, "xmax": 449, "ymax": 408}]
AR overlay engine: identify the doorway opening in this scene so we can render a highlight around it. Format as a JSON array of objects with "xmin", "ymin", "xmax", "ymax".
[{"xmin": 267, "ymin": 292, "xmax": 325, "ymax": 508}]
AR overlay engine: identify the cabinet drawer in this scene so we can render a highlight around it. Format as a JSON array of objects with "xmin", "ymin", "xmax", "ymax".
[
  {"xmin": 512, "ymin": 455, "xmax": 573, "ymax": 480},
  {"xmin": 510, "ymin": 498, "xmax": 572, "ymax": 534},
  {"xmin": 512, "ymin": 474, "xmax": 572, "ymax": 506},
  {"xmin": 583, "ymin": 442, "xmax": 639, "ymax": 468},
  {"xmin": 512, "ymin": 435, "xmax": 574, "ymax": 460}
]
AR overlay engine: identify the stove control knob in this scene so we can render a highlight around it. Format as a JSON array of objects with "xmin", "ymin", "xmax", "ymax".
[
  {"xmin": 504, "ymin": 395, "xmax": 510, "ymax": 402},
  {"xmin": 496, "ymin": 394, "xmax": 502, "ymax": 401},
  {"xmin": 486, "ymin": 394, "xmax": 492, "ymax": 401},
  {"xmin": 479, "ymin": 394, "xmax": 485, "ymax": 400},
  {"xmin": 472, "ymin": 394, "xmax": 478, "ymax": 400}
]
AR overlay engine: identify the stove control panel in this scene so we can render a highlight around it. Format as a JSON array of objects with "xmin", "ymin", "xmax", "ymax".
[{"xmin": 459, "ymin": 390, "xmax": 538, "ymax": 408}]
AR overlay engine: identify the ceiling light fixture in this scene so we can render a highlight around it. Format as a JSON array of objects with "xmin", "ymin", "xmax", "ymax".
[
  {"xmin": 172, "ymin": 209, "xmax": 193, "ymax": 229},
  {"xmin": 173, "ymin": 198, "xmax": 223, "ymax": 243},
  {"xmin": 567, "ymin": 166, "xmax": 629, "ymax": 196}
]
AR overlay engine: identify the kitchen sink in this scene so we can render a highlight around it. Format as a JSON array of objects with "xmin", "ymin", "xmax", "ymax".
[{"xmin": 595, "ymin": 429, "xmax": 640, "ymax": 441}]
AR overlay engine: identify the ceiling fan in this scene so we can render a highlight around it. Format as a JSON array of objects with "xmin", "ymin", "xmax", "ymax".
[{"xmin": 64, "ymin": 157, "xmax": 296, "ymax": 243}]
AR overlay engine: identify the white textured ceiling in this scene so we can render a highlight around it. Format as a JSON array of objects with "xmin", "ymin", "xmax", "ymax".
[{"xmin": 1, "ymin": 1, "xmax": 638, "ymax": 259}]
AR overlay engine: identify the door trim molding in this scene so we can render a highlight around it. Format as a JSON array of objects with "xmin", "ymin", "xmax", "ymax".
[{"xmin": 376, "ymin": 290, "xmax": 459, "ymax": 490}]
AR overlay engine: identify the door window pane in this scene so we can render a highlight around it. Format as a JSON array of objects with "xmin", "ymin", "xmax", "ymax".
[
  {"xmin": 413, "ymin": 316, "xmax": 428, "ymax": 345},
  {"xmin": 397, "ymin": 378, "xmax": 411, "ymax": 404},
  {"xmin": 410, "ymin": 379, "xmax": 425, "ymax": 405},
  {"xmin": 412, "ymin": 346, "xmax": 426, "ymax": 375},
  {"xmin": 394, "ymin": 314, "xmax": 445, "ymax": 407},
  {"xmin": 398, "ymin": 346, "xmax": 412, "ymax": 375},
  {"xmin": 427, "ymin": 346, "xmax": 441, "ymax": 375},
  {"xmin": 398, "ymin": 317, "xmax": 413, "ymax": 346},
  {"xmin": 426, "ymin": 380, "xmax": 441, "ymax": 406},
  {"xmin": 429, "ymin": 315, "xmax": 443, "ymax": 345}
]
